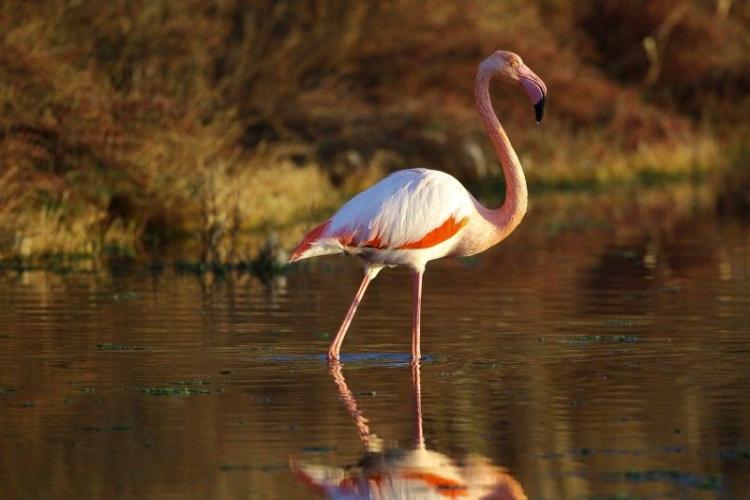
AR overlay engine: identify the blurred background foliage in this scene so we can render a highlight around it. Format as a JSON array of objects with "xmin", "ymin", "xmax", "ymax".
[{"xmin": 0, "ymin": 0, "xmax": 748, "ymax": 265}]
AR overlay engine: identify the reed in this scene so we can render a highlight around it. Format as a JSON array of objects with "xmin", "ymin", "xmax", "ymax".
[{"xmin": 1, "ymin": 0, "xmax": 747, "ymax": 266}]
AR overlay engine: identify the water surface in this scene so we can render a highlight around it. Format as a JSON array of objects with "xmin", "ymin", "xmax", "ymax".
[{"xmin": 1, "ymin": 190, "xmax": 749, "ymax": 499}]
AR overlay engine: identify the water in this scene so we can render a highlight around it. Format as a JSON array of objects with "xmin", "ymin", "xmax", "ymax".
[{"xmin": 1, "ymin": 190, "xmax": 749, "ymax": 499}]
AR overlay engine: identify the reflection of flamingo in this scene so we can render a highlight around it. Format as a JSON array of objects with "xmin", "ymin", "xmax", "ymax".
[
  {"xmin": 289, "ymin": 51, "xmax": 547, "ymax": 361},
  {"xmin": 291, "ymin": 362, "xmax": 527, "ymax": 499}
]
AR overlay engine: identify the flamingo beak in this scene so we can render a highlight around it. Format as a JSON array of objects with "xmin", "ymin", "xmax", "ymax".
[{"xmin": 518, "ymin": 64, "xmax": 547, "ymax": 124}]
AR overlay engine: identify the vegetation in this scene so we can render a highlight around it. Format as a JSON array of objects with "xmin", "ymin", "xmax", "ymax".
[{"xmin": 1, "ymin": 0, "xmax": 748, "ymax": 267}]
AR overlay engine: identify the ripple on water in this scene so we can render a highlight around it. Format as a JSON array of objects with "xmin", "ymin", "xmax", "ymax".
[{"xmin": 1, "ymin": 212, "xmax": 749, "ymax": 498}]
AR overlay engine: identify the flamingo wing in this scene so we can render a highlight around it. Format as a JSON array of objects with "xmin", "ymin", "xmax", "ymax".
[{"xmin": 291, "ymin": 169, "xmax": 474, "ymax": 261}]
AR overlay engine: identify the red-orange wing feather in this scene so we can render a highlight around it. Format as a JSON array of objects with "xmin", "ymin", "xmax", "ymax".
[{"xmin": 397, "ymin": 216, "xmax": 468, "ymax": 249}]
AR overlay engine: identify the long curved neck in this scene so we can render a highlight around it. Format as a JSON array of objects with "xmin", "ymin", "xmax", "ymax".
[{"xmin": 474, "ymin": 68, "xmax": 528, "ymax": 242}]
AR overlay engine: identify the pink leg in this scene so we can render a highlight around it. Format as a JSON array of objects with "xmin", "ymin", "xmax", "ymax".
[
  {"xmin": 328, "ymin": 265, "xmax": 382, "ymax": 361},
  {"xmin": 411, "ymin": 269, "xmax": 423, "ymax": 361}
]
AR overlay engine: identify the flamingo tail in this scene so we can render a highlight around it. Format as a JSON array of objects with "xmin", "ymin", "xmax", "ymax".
[{"xmin": 289, "ymin": 220, "xmax": 343, "ymax": 262}]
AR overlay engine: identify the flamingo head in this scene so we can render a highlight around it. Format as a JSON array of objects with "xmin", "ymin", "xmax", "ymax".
[{"xmin": 480, "ymin": 50, "xmax": 548, "ymax": 124}]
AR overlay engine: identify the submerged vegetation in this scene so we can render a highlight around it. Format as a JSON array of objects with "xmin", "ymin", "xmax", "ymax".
[{"xmin": 1, "ymin": 0, "xmax": 748, "ymax": 269}]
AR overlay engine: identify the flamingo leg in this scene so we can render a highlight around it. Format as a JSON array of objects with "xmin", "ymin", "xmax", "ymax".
[
  {"xmin": 411, "ymin": 269, "xmax": 424, "ymax": 361},
  {"xmin": 328, "ymin": 265, "xmax": 382, "ymax": 361}
]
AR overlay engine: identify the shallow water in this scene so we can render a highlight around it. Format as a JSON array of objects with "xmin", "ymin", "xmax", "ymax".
[{"xmin": 1, "ymin": 191, "xmax": 750, "ymax": 499}]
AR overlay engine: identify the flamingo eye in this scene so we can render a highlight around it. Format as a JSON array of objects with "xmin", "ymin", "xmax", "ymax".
[{"xmin": 510, "ymin": 60, "xmax": 520, "ymax": 69}]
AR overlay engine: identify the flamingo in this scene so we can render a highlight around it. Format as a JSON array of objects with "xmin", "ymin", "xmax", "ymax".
[{"xmin": 289, "ymin": 50, "xmax": 547, "ymax": 361}]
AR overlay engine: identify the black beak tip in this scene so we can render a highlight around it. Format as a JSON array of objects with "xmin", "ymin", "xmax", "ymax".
[
  {"xmin": 534, "ymin": 95, "xmax": 546, "ymax": 124},
  {"xmin": 534, "ymin": 96, "xmax": 547, "ymax": 123}
]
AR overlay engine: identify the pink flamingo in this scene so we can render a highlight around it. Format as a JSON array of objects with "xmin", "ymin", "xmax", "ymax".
[{"xmin": 290, "ymin": 50, "xmax": 547, "ymax": 361}]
